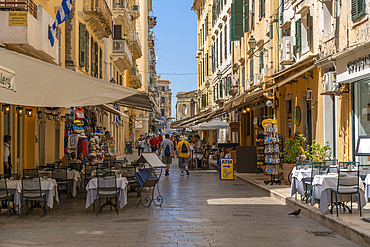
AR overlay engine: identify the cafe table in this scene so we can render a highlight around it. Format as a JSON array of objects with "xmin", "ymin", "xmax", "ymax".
[
  {"xmin": 7, "ymin": 178, "xmax": 59, "ymax": 213},
  {"xmin": 290, "ymin": 167, "xmax": 312, "ymax": 197},
  {"xmin": 41, "ymin": 169, "xmax": 81, "ymax": 197},
  {"xmin": 310, "ymin": 174, "xmax": 366, "ymax": 214},
  {"xmin": 85, "ymin": 176, "xmax": 128, "ymax": 209},
  {"xmin": 365, "ymin": 174, "xmax": 370, "ymax": 202}
]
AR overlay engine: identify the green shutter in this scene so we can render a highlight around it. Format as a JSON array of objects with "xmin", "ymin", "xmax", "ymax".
[
  {"xmin": 242, "ymin": 65, "xmax": 245, "ymax": 86},
  {"xmin": 85, "ymin": 31, "xmax": 89, "ymax": 72},
  {"xmin": 351, "ymin": 0, "xmax": 357, "ymax": 20},
  {"xmin": 296, "ymin": 19, "xmax": 301, "ymax": 53},
  {"xmin": 79, "ymin": 23, "xmax": 86, "ymax": 67},
  {"xmin": 220, "ymin": 81, "xmax": 223, "ymax": 98},
  {"xmin": 224, "ymin": 25, "xmax": 227, "ymax": 59},
  {"xmin": 244, "ymin": 0, "xmax": 249, "ymax": 32},
  {"xmin": 352, "ymin": 0, "xmax": 365, "ymax": 21},
  {"xmin": 91, "ymin": 37, "xmax": 94, "ymax": 76},
  {"xmin": 95, "ymin": 42, "xmax": 98, "ymax": 78},
  {"xmin": 99, "ymin": 48, "xmax": 102, "ymax": 79},
  {"xmin": 220, "ymin": 32, "xmax": 223, "ymax": 63},
  {"xmin": 307, "ymin": 10, "xmax": 311, "ymax": 46},
  {"xmin": 250, "ymin": 58, "xmax": 254, "ymax": 79},
  {"xmin": 259, "ymin": 50, "xmax": 264, "ymax": 73},
  {"xmin": 235, "ymin": 0, "xmax": 243, "ymax": 37}
]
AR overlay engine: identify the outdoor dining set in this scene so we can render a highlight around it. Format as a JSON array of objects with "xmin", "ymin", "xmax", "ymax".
[
  {"xmin": 290, "ymin": 160, "xmax": 370, "ymax": 217},
  {"xmin": 0, "ymin": 153, "xmax": 165, "ymax": 217}
]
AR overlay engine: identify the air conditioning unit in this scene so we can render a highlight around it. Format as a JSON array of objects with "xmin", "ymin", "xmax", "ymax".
[
  {"xmin": 253, "ymin": 74, "xmax": 263, "ymax": 85},
  {"xmin": 279, "ymin": 36, "xmax": 295, "ymax": 65},
  {"xmin": 322, "ymin": 72, "xmax": 340, "ymax": 95}
]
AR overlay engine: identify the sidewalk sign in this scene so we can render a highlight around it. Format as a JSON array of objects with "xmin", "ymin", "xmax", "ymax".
[{"xmin": 220, "ymin": 158, "xmax": 234, "ymax": 180}]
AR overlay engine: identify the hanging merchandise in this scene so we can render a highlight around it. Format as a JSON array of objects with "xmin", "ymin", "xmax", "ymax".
[
  {"xmin": 262, "ymin": 118, "xmax": 283, "ymax": 185},
  {"xmin": 75, "ymin": 107, "xmax": 85, "ymax": 119},
  {"xmin": 74, "ymin": 119, "xmax": 84, "ymax": 126},
  {"xmin": 67, "ymin": 134, "xmax": 79, "ymax": 152},
  {"xmin": 72, "ymin": 124, "xmax": 84, "ymax": 134}
]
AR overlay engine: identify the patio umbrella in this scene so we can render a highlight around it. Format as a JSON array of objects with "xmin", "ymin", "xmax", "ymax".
[
  {"xmin": 189, "ymin": 123, "xmax": 204, "ymax": 131},
  {"xmin": 201, "ymin": 119, "xmax": 230, "ymax": 130}
]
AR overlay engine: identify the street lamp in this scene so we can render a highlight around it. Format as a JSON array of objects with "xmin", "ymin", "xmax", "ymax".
[
  {"xmin": 217, "ymin": 71, "xmax": 222, "ymax": 79},
  {"xmin": 197, "ymin": 89, "xmax": 201, "ymax": 97},
  {"xmin": 248, "ymin": 36, "xmax": 257, "ymax": 52},
  {"xmin": 205, "ymin": 80, "xmax": 210, "ymax": 89},
  {"xmin": 109, "ymin": 78, "xmax": 116, "ymax": 84}
]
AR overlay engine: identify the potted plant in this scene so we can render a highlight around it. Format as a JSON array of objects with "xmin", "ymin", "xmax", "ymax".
[
  {"xmin": 305, "ymin": 141, "xmax": 332, "ymax": 163},
  {"xmin": 282, "ymin": 134, "xmax": 306, "ymax": 184}
]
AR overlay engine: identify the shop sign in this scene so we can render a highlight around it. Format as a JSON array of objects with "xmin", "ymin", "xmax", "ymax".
[
  {"xmin": 262, "ymin": 118, "xmax": 277, "ymax": 130},
  {"xmin": 294, "ymin": 106, "xmax": 301, "ymax": 126},
  {"xmin": 229, "ymin": 122, "xmax": 239, "ymax": 132},
  {"xmin": 220, "ymin": 158, "xmax": 234, "ymax": 180},
  {"xmin": 347, "ymin": 54, "xmax": 370, "ymax": 75},
  {"xmin": 0, "ymin": 65, "xmax": 16, "ymax": 92},
  {"xmin": 9, "ymin": 12, "xmax": 27, "ymax": 26}
]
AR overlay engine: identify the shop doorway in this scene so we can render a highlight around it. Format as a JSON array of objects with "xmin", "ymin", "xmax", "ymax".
[
  {"xmin": 306, "ymin": 101, "xmax": 313, "ymax": 145},
  {"xmin": 16, "ymin": 113, "xmax": 22, "ymax": 176},
  {"xmin": 285, "ymin": 99, "xmax": 293, "ymax": 138}
]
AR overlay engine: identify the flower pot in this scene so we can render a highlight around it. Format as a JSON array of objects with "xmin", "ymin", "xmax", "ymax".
[{"xmin": 282, "ymin": 163, "xmax": 296, "ymax": 185}]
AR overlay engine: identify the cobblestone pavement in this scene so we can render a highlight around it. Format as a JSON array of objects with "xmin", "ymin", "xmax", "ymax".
[{"xmin": 0, "ymin": 157, "xmax": 361, "ymax": 247}]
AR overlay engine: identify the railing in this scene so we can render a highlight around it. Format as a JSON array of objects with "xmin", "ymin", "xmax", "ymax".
[
  {"xmin": 0, "ymin": 0, "xmax": 37, "ymax": 19},
  {"xmin": 113, "ymin": 39, "xmax": 132, "ymax": 63},
  {"xmin": 112, "ymin": 0, "xmax": 126, "ymax": 10},
  {"xmin": 83, "ymin": 0, "xmax": 112, "ymax": 33},
  {"xmin": 130, "ymin": 31, "xmax": 142, "ymax": 53}
]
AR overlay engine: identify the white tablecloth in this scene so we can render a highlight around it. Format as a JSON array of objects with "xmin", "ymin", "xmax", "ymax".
[
  {"xmin": 365, "ymin": 174, "xmax": 370, "ymax": 202},
  {"xmin": 310, "ymin": 175, "xmax": 366, "ymax": 214},
  {"xmin": 41, "ymin": 169, "xmax": 81, "ymax": 197},
  {"xmin": 91, "ymin": 169, "xmax": 121, "ymax": 178},
  {"xmin": 7, "ymin": 179, "xmax": 59, "ymax": 213},
  {"xmin": 290, "ymin": 167, "xmax": 312, "ymax": 197},
  {"xmin": 85, "ymin": 177, "xmax": 128, "ymax": 209}
]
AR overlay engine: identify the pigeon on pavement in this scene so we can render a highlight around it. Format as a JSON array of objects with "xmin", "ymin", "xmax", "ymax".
[{"xmin": 288, "ymin": 209, "xmax": 301, "ymax": 218}]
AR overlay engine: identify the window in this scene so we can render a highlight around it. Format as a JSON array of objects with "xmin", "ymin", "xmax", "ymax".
[
  {"xmin": 206, "ymin": 53, "xmax": 209, "ymax": 76},
  {"xmin": 246, "ymin": 111, "xmax": 251, "ymax": 136},
  {"xmin": 161, "ymin": 109, "xmax": 165, "ymax": 117},
  {"xmin": 224, "ymin": 25, "xmax": 227, "ymax": 59},
  {"xmin": 323, "ymin": 1, "xmax": 333, "ymax": 40},
  {"xmin": 182, "ymin": 104, "xmax": 187, "ymax": 115},
  {"xmin": 216, "ymin": 38, "xmax": 218, "ymax": 67},
  {"xmin": 91, "ymin": 37, "xmax": 94, "ymax": 76},
  {"xmin": 99, "ymin": 48, "xmax": 102, "ymax": 79},
  {"xmin": 229, "ymin": 19, "xmax": 232, "ymax": 54},
  {"xmin": 241, "ymin": 65, "xmax": 245, "ymax": 86},
  {"xmin": 250, "ymin": 58, "xmax": 254, "ymax": 79},
  {"xmin": 244, "ymin": 0, "xmax": 249, "ymax": 32},
  {"xmin": 352, "ymin": 0, "xmax": 366, "ymax": 21},
  {"xmin": 214, "ymin": 87, "xmax": 216, "ymax": 101},
  {"xmin": 113, "ymin": 25, "xmax": 122, "ymax": 40},
  {"xmin": 85, "ymin": 31, "xmax": 89, "ymax": 72},
  {"xmin": 307, "ymin": 10, "xmax": 312, "ymax": 46},
  {"xmin": 259, "ymin": 0, "xmax": 265, "ymax": 20},
  {"xmin": 95, "ymin": 42, "xmax": 98, "ymax": 78},
  {"xmin": 295, "ymin": 19, "xmax": 302, "ymax": 53},
  {"xmin": 202, "ymin": 94, "xmax": 207, "ymax": 108},
  {"xmin": 79, "ymin": 23, "xmax": 86, "ymax": 67},
  {"xmin": 162, "ymin": 86, "xmax": 166, "ymax": 91},
  {"xmin": 220, "ymin": 32, "xmax": 223, "ymax": 64},
  {"xmin": 161, "ymin": 97, "xmax": 165, "ymax": 103},
  {"xmin": 259, "ymin": 50, "xmax": 264, "ymax": 73},
  {"xmin": 220, "ymin": 80, "xmax": 223, "ymax": 98}
]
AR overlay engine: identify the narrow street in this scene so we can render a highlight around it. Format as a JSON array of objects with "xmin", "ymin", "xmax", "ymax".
[{"xmin": 0, "ymin": 158, "xmax": 360, "ymax": 247}]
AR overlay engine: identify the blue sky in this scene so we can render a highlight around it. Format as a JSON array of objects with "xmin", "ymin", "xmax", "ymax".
[{"xmin": 152, "ymin": 0, "xmax": 198, "ymax": 119}]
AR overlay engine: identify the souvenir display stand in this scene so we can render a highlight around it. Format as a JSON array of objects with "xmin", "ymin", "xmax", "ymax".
[{"xmin": 262, "ymin": 119, "xmax": 283, "ymax": 185}]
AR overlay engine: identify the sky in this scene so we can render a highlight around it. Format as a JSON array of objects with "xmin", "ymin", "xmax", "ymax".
[{"xmin": 152, "ymin": 0, "xmax": 198, "ymax": 120}]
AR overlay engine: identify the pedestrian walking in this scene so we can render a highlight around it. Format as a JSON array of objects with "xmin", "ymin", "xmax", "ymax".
[
  {"xmin": 158, "ymin": 134, "xmax": 175, "ymax": 176},
  {"xmin": 150, "ymin": 135, "xmax": 158, "ymax": 152},
  {"xmin": 157, "ymin": 134, "xmax": 163, "ymax": 145},
  {"xmin": 137, "ymin": 134, "xmax": 145, "ymax": 156},
  {"xmin": 145, "ymin": 136, "xmax": 151, "ymax": 152},
  {"xmin": 177, "ymin": 135, "xmax": 191, "ymax": 176},
  {"xmin": 3, "ymin": 135, "xmax": 11, "ymax": 176}
]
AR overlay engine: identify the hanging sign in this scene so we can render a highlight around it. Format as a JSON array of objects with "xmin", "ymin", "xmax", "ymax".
[
  {"xmin": 0, "ymin": 65, "xmax": 16, "ymax": 92},
  {"xmin": 9, "ymin": 12, "xmax": 27, "ymax": 26},
  {"xmin": 229, "ymin": 122, "xmax": 239, "ymax": 132},
  {"xmin": 294, "ymin": 106, "xmax": 301, "ymax": 126},
  {"xmin": 262, "ymin": 118, "xmax": 277, "ymax": 130},
  {"xmin": 220, "ymin": 158, "xmax": 234, "ymax": 180}
]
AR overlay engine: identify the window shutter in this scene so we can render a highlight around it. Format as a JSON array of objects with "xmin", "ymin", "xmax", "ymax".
[
  {"xmin": 99, "ymin": 48, "xmax": 102, "ymax": 79},
  {"xmin": 295, "ymin": 19, "xmax": 301, "ymax": 53},
  {"xmin": 259, "ymin": 0, "xmax": 262, "ymax": 20},
  {"xmin": 259, "ymin": 50, "xmax": 264, "ymax": 73},
  {"xmin": 235, "ymin": 0, "xmax": 244, "ymax": 38},
  {"xmin": 220, "ymin": 81, "xmax": 223, "ymax": 98},
  {"xmin": 242, "ymin": 65, "xmax": 245, "ymax": 86},
  {"xmin": 307, "ymin": 10, "xmax": 311, "ymax": 46},
  {"xmin": 262, "ymin": 0, "xmax": 265, "ymax": 19},
  {"xmin": 224, "ymin": 25, "xmax": 227, "ymax": 59},
  {"xmin": 357, "ymin": 0, "xmax": 366, "ymax": 19},
  {"xmin": 351, "ymin": 0, "xmax": 357, "ymax": 20},
  {"xmin": 85, "ymin": 31, "xmax": 89, "ymax": 72},
  {"xmin": 91, "ymin": 37, "xmax": 94, "ymax": 76},
  {"xmin": 79, "ymin": 23, "xmax": 86, "ymax": 67},
  {"xmin": 95, "ymin": 42, "xmax": 98, "ymax": 78},
  {"xmin": 250, "ymin": 58, "xmax": 254, "ymax": 79},
  {"xmin": 244, "ymin": 0, "xmax": 249, "ymax": 32},
  {"xmin": 220, "ymin": 32, "xmax": 223, "ymax": 63}
]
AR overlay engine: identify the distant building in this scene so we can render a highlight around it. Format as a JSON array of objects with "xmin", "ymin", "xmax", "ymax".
[
  {"xmin": 157, "ymin": 76, "xmax": 172, "ymax": 132},
  {"xmin": 175, "ymin": 90, "xmax": 198, "ymax": 121}
]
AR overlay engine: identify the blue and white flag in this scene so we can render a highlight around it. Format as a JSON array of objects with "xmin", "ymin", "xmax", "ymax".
[
  {"xmin": 49, "ymin": 0, "xmax": 73, "ymax": 47},
  {"xmin": 113, "ymin": 104, "xmax": 120, "ymax": 127}
]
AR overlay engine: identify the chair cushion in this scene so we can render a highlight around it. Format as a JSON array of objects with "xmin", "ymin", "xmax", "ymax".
[
  {"xmin": 22, "ymin": 192, "xmax": 46, "ymax": 198},
  {"xmin": 333, "ymin": 187, "xmax": 358, "ymax": 194},
  {"xmin": 0, "ymin": 191, "xmax": 10, "ymax": 199}
]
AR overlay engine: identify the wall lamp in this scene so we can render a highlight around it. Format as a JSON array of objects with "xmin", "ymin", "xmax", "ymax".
[
  {"xmin": 217, "ymin": 71, "xmax": 222, "ymax": 79},
  {"xmin": 26, "ymin": 109, "xmax": 33, "ymax": 117},
  {"xmin": 3, "ymin": 104, "xmax": 10, "ymax": 114},
  {"xmin": 61, "ymin": 116, "xmax": 66, "ymax": 122},
  {"xmin": 16, "ymin": 106, "xmax": 23, "ymax": 116},
  {"xmin": 47, "ymin": 113, "xmax": 53, "ymax": 120}
]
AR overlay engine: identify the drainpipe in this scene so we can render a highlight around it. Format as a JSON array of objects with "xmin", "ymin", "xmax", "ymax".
[
  {"xmin": 332, "ymin": 95, "xmax": 336, "ymax": 160},
  {"xmin": 279, "ymin": 0, "xmax": 283, "ymax": 71},
  {"xmin": 351, "ymin": 83, "xmax": 355, "ymax": 162}
]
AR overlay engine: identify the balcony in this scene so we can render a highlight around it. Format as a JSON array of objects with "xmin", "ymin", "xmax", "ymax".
[
  {"xmin": 149, "ymin": 16, "xmax": 157, "ymax": 29},
  {"xmin": 0, "ymin": 4, "xmax": 59, "ymax": 64},
  {"xmin": 111, "ymin": 39, "xmax": 133, "ymax": 72},
  {"xmin": 129, "ymin": 65, "xmax": 142, "ymax": 89},
  {"xmin": 83, "ymin": 0, "xmax": 112, "ymax": 39},
  {"xmin": 129, "ymin": 31, "xmax": 142, "ymax": 59},
  {"xmin": 112, "ymin": 0, "xmax": 131, "ymax": 31},
  {"xmin": 148, "ymin": 31, "xmax": 155, "ymax": 48}
]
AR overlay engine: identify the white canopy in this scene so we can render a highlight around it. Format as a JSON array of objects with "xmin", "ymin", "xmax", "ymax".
[
  {"xmin": 138, "ymin": 153, "xmax": 166, "ymax": 169},
  {"xmin": 189, "ymin": 123, "xmax": 204, "ymax": 131},
  {"xmin": 0, "ymin": 49, "xmax": 153, "ymax": 109},
  {"xmin": 201, "ymin": 119, "xmax": 230, "ymax": 130}
]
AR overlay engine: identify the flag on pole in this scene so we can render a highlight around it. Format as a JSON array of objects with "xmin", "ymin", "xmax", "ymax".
[
  {"xmin": 49, "ymin": 0, "xmax": 73, "ymax": 47},
  {"xmin": 113, "ymin": 104, "xmax": 120, "ymax": 127}
]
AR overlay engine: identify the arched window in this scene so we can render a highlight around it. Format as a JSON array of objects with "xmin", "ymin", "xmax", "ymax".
[{"xmin": 182, "ymin": 104, "xmax": 187, "ymax": 115}]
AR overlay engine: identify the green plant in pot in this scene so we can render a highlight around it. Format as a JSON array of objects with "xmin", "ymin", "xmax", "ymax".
[
  {"xmin": 281, "ymin": 134, "xmax": 306, "ymax": 184},
  {"xmin": 305, "ymin": 141, "xmax": 332, "ymax": 163}
]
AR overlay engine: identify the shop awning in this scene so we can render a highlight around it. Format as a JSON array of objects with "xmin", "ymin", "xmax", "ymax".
[
  {"xmin": 179, "ymin": 110, "xmax": 212, "ymax": 127},
  {"xmin": 0, "ymin": 49, "xmax": 153, "ymax": 109},
  {"xmin": 115, "ymin": 93, "xmax": 155, "ymax": 111},
  {"xmin": 201, "ymin": 119, "xmax": 230, "ymax": 130},
  {"xmin": 138, "ymin": 153, "xmax": 166, "ymax": 169},
  {"xmin": 99, "ymin": 104, "xmax": 129, "ymax": 118}
]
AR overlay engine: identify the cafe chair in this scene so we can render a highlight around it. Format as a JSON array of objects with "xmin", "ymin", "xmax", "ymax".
[
  {"xmin": 20, "ymin": 176, "xmax": 46, "ymax": 217},
  {"xmin": 23, "ymin": 168, "xmax": 39, "ymax": 178},
  {"xmin": 331, "ymin": 170, "xmax": 362, "ymax": 217},
  {"xmin": 95, "ymin": 172, "xmax": 119, "ymax": 215},
  {"xmin": 325, "ymin": 159, "xmax": 338, "ymax": 166},
  {"xmin": 304, "ymin": 165, "xmax": 330, "ymax": 203},
  {"xmin": 53, "ymin": 167, "xmax": 70, "ymax": 199},
  {"xmin": 69, "ymin": 162, "xmax": 83, "ymax": 172},
  {"xmin": 201, "ymin": 150, "xmax": 210, "ymax": 169},
  {"xmin": 359, "ymin": 165, "xmax": 370, "ymax": 183},
  {"xmin": 84, "ymin": 164, "xmax": 99, "ymax": 189},
  {"xmin": 0, "ymin": 176, "xmax": 13, "ymax": 217},
  {"xmin": 339, "ymin": 162, "xmax": 359, "ymax": 170}
]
